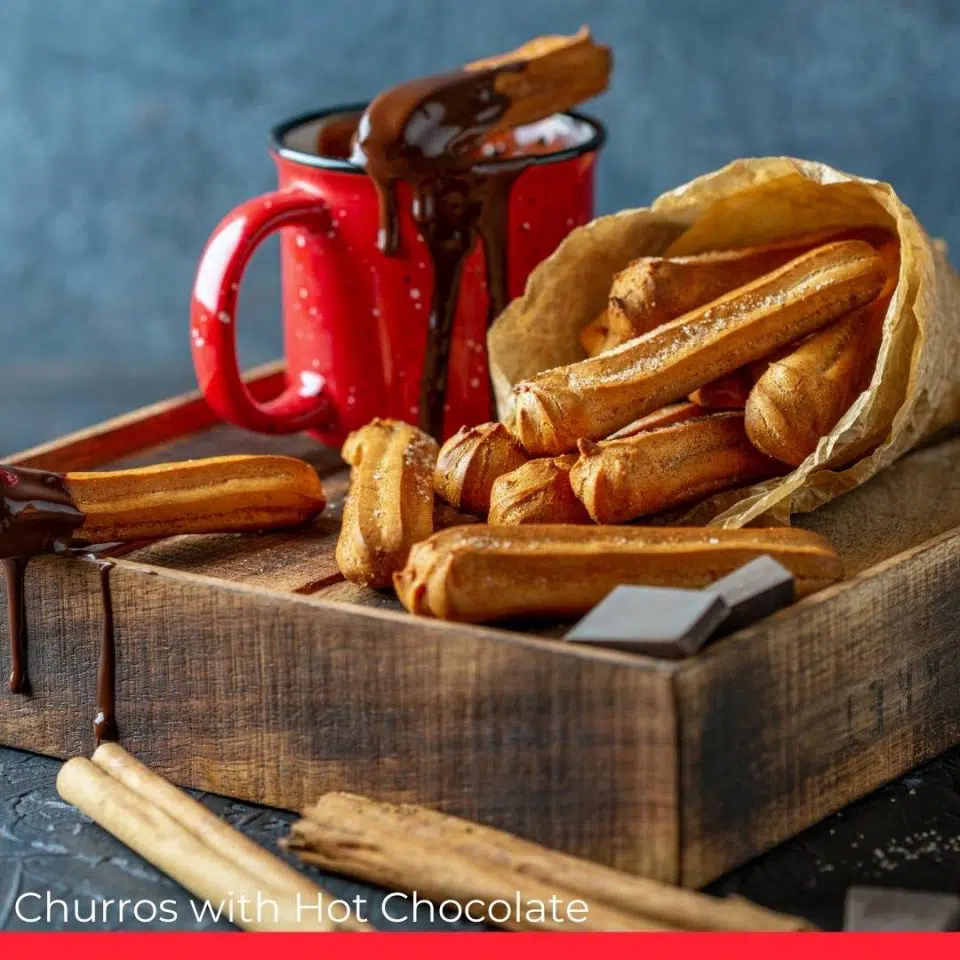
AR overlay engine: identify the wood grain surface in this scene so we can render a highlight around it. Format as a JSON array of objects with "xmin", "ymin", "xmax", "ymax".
[
  {"xmin": 676, "ymin": 525, "xmax": 960, "ymax": 886},
  {"xmin": 1, "ymin": 372, "xmax": 958, "ymax": 885}
]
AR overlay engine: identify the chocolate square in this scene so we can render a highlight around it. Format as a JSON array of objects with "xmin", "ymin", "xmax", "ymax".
[
  {"xmin": 565, "ymin": 585, "xmax": 729, "ymax": 658},
  {"xmin": 706, "ymin": 555, "xmax": 795, "ymax": 636}
]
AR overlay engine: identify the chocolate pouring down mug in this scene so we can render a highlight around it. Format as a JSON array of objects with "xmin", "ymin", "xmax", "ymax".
[{"xmin": 190, "ymin": 105, "xmax": 604, "ymax": 445}]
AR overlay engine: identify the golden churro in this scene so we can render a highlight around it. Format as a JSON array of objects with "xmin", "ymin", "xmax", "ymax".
[
  {"xmin": 394, "ymin": 525, "xmax": 843, "ymax": 622},
  {"xmin": 513, "ymin": 240, "xmax": 887, "ymax": 455},
  {"xmin": 488, "ymin": 455, "xmax": 591, "ymax": 525},
  {"xmin": 336, "ymin": 419, "xmax": 438, "ymax": 588},
  {"xmin": 434, "ymin": 423, "xmax": 528, "ymax": 516}
]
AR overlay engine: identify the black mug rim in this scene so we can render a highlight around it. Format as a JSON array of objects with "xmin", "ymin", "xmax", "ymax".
[{"xmin": 270, "ymin": 102, "xmax": 607, "ymax": 174}]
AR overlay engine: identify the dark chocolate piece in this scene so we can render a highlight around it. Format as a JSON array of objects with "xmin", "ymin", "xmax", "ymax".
[
  {"xmin": 843, "ymin": 886, "xmax": 960, "ymax": 932},
  {"xmin": 565, "ymin": 585, "xmax": 729, "ymax": 658},
  {"xmin": 706, "ymin": 555, "xmax": 795, "ymax": 636}
]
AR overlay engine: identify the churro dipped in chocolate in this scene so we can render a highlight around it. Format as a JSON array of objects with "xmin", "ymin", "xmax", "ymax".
[
  {"xmin": 513, "ymin": 240, "xmax": 888, "ymax": 455},
  {"xmin": 488, "ymin": 455, "xmax": 590, "ymax": 525},
  {"xmin": 570, "ymin": 412, "xmax": 785, "ymax": 524},
  {"xmin": 336, "ymin": 419, "xmax": 438, "ymax": 589},
  {"xmin": 605, "ymin": 227, "xmax": 891, "ymax": 349},
  {"xmin": 434, "ymin": 423, "xmax": 528, "ymax": 517},
  {"xmin": 352, "ymin": 29, "xmax": 610, "ymax": 437},
  {"xmin": 0, "ymin": 456, "xmax": 326, "ymax": 557},
  {"xmin": 745, "ymin": 239, "xmax": 901, "ymax": 466},
  {"xmin": 355, "ymin": 29, "xmax": 611, "ymax": 187},
  {"xmin": 394, "ymin": 525, "xmax": 842, "ymax": 623}
]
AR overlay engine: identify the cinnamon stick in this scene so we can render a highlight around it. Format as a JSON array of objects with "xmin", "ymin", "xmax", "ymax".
[
  {"xmin": 57, "ymin": 751, "xmax": 366, "ymax": 931},
  {"xmin": 286, "ymin": 797, "xmax": 670, "ymax": 931},
  {"xmin": 90, "ymin": 743, "xmax": 321, "ymax": 904},
  {"xmin": 287, "ymin": 792, "xmax": 814, "ymax": 932}
]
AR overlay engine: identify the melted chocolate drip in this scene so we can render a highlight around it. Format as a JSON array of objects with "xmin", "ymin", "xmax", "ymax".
[
  {"xmin": 354, "ymin": 66, "xmax": 534, "ymax": 438},
  {"xmin": 411, "ymin": 166, "xmax": 523, "ymax": 435},
  {"xmin": 355, "ymin": 66, "xmax": 519, "ymax": 216},
  {"xmin": 5, "ymin": 558, "xmax": 29, "ymax": 694},
  {"xmin": 1, "ymin": 466, "xmax": 85, "ymax": 696},
  {"xmin": 0, "ymin": 466, "xmax": 129, "ymax": 741},
  {"xmin": 93, "ymin": 560, "xmax": 118, "ymax": 744}
]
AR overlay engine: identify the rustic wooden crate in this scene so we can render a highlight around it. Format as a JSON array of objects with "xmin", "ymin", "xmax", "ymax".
[{"xmin": 2, "ymin": 360, "xmax": 959, "ymax": 888}]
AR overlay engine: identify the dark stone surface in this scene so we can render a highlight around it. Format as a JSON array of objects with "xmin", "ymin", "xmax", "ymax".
[
  {"xmin": 0, "ymin": 746, "xmax": 478, "ymax": 931},
  {"xmin": 3, "ymin": 0, "xmax": 960, "ymax": 452},
  {"xmin": 707, "ymin": 748, "xmax": 960, "ymax": 931},
  {"xmin": 1, "ymin": 742, "xmax": 959, "ymax": 931}
]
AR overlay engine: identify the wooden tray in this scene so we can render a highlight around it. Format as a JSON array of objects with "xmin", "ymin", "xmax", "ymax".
[{"xmin": 2, "ymin": 360, "xmax": 959, "ymax": 888}]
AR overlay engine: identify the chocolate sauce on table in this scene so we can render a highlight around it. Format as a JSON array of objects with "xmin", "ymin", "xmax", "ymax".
[
  {"xmin": 352, "ymin": 65, "xmax": 539, "ymax": 438},
  {"xmin": 0, "ymin": 464, "xmax": 119, "ymax": 742}
]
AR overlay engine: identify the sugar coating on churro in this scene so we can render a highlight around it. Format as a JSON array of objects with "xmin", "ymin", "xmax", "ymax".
[
  {"xmin": 337, "ymin": 418, "xmax": 439, "ymax": 589},
  {"xmin": 513, "ymin": 241, "xmax": 887, "ymax": 455},
  {"xmin": 434, "ymin": 422, "xmax": 528, "ymax": 516}
]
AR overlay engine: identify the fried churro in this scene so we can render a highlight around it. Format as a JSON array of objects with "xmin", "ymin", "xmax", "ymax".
[
  {"xmin": 513, "ymin": 240, "xmax": 888, "ymax": 455},
  {"xmin": 394, "ymin": 525, "xmax": 843, "ymax": 622},
  {"xmin": 336, "ymin": 419, "xmax": 438, "ymax": 588}
]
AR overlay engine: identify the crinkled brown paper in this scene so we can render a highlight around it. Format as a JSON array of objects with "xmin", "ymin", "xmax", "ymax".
[{"xmin": 489, "ymin": 157, "xmax": 960, "ymax": 526}]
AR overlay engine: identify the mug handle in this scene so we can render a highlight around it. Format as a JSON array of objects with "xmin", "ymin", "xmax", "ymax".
[{"xmin": 190, "ymin": 188, "xmax": 337, "ymax": 434}]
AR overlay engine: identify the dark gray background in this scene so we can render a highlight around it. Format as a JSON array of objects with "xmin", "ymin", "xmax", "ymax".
[{"xmin": 1, "ymin": 0, "xmax": 957, "ymax": 451}]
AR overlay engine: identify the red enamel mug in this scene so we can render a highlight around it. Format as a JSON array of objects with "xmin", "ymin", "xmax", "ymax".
[{"xmin": 190, "ymin": 104, "xmax": 605, "ymax": 445}]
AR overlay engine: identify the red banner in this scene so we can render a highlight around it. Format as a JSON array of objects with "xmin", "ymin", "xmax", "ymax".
[{"xmin": 1, "ymin": 932, "xmax": 959, "ymax": 956}]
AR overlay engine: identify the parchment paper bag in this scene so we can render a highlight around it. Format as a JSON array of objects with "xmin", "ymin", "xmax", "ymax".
[{"xmin": 488, "ymin": 158, "xmax": 960, "ymax": 526}]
